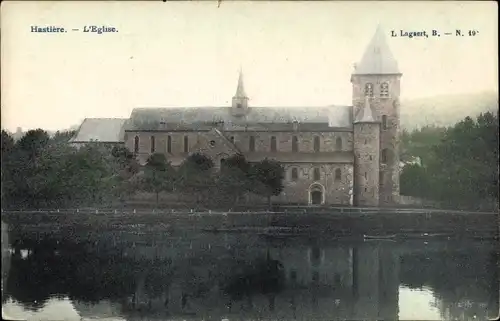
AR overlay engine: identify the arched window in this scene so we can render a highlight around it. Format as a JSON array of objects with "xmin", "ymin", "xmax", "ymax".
[
  {"xmin": 150, "ymin": 136, "xmax": 155, "ymax": 153},
  {"xmin": 249, "ymin": 136, "xmax": 255, "ymax": 152},
  {"xmin": 292, "ymin": 136, "xmax": 298, "ymax": 152},
  {"xmin": 380, "ymin": 82, "xmax": 389, "ymax": 98},
  {"xmin": 335, "ymin": 137, "xmax": 342, "ymax": 151},
  {"xmin": 291, "ymin": 168, "xmax": 298, "ymax": 181},
  {"xmin": 183, "ymin": 135, "xmax": 189, "ymax": 153},
  {"xmin": 335, "ymin": 168, "xmax": 341, "ymax": 181},
  {"xmin": 382, "ymin": 115, "xmax": 388, "ymax": 130},
  {"xmin": 381, "ymin": 149, "xmax": 388, "ymax": 163},
  {"xmin": 270, "ymin": 136, "xmax": 277, "ymax": 152},
  {"xmin": 313, "ymin": 136, "xmax": 320, "ymax": 152},
  {"xmin": 364, "ymin": 83, "xmax": 374, "ymax": 97},
  {"xmin": 167, "ymin": 135, "xmax": 172, "ymax": 153},
  {"xmin": 134, "ymin": 136, "xmax": 139, "ymax": 153},
  {"xmin": 313, "ymin": 167, "xmax": 320, "ymax": 181}
]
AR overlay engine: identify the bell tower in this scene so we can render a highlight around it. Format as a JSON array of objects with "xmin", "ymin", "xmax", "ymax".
[
  {"xmin": 231, "ymin": 68, "xmax": 249, "ymax": 117},
  {"xmin": 351, "ymin": 25, "xmax": 402, "ymax": 206}
]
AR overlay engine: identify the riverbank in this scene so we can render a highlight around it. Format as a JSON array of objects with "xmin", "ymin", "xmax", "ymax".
[{"xmin": 2, "ymin": 207, "xmax": 498, "ymax": 239}]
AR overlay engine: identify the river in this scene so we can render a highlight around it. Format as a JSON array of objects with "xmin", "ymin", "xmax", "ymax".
[{"xmin": 1, "ymin": 225, "xmax": 498, "ymax": 320}]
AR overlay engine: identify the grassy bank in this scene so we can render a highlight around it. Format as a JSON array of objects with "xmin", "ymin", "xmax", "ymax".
[{"xmin": 2, "ymin": 209, "xmax": 498, "ymax": 239}]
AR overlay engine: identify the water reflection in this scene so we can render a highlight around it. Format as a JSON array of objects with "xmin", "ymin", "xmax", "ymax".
[{"xmin": 1, "ymin": 228, "xmax": 498, "ymax": 321}]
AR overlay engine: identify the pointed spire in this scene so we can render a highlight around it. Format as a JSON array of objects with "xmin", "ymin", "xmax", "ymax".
[
  {"xmin": 355, "ymin": 96, "xmax": 376, "ymax": 123},
  {"xmin": 353, "ymin": 25, "xmax": 400, "ymax": 75},
  {"xmin": 235, "ymin": 67, "xmax": 247, "ymax": 98}
]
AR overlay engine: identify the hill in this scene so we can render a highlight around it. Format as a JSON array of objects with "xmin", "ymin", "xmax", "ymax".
[{"xmin": 401, "ymin": 91, "xmax": 498, "ymax": 130}]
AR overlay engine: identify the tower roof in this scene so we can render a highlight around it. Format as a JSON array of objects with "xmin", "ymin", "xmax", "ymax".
[
  {"xmin": 353, "ymin": 25, "xmax": 400, "ymax": 75},
  {"xmin": 234, "ymin": 67, "xmax": 247, "ymax": 98},
  {"xmin": 354, "ymin": 96, "xmax": 377, "ymax": 123}
]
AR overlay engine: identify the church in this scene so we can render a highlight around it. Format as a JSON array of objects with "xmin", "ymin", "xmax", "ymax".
[{"xmin": 70, "ymin": 27, "xmax": 402, "ymax": 207}]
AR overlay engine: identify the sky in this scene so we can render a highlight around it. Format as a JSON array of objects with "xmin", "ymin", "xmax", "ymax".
[{"xmin": 1, "ymin": 1, "xmax": 498, "ymax": 131}]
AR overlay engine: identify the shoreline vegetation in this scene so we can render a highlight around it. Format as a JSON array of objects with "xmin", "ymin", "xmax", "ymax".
[{"xmin": 1, "ymin": 111, "xmax": 498, "ymax": 212}]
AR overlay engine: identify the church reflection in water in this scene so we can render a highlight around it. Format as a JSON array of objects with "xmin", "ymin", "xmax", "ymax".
[{"xmin": 3, "ymin": 230, "xmax": 499, "ymax": 320}]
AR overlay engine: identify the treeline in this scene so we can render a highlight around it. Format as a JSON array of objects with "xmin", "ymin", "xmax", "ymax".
[
  {"xmin": 1, "ymin": 129, "xmax": 285, "ymax": 209},
  {"xmin": 400, "ymin": 111, "xmax": 499, "ymax": 210}
]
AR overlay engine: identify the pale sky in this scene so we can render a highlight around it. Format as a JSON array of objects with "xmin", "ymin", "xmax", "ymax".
[{"xmin": 1, "ymin": 1, "xmax": 498, "ymax": 131}]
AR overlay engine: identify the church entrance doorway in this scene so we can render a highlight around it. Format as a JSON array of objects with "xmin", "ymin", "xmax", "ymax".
[
  {"xmin": 308, "ymin": 183, "xmax": 325, "ymax": 205},
  {"xmin": 311, "ymin": 191, "xmax": 322, "ymax": 205}
]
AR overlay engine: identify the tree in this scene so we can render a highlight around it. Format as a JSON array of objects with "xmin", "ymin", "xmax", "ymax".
[
  {"xmin": 400, "ymin": 164, "xmax": 430, "ymax": 198},
  {"xmin": 110, "ymin": 146, "xmax": 140, "ymax": 204},
  {"xmin": 16, "ymin": 129, "xmax": 50, "ymax": 159},
  {"xmin": 142, "ymin": 153, "xmax": 176, "ymax": 206},
  {"xmin": 51, "ymin": 130, "xmax": 77, "ymax": 145},
  {"xmin": 249, "ymin": 159, "xmax": 285, "ymax": 207},
  {"xmin": 1, "ymin": 131, "xmax": 15, "ymax": 206},
  {"xmin": 401, "ymin": 111, "xmax": 499, "ymax": 210},
  {"xmin": 216, "ymin": 154, "xmax": 252, "ymax": 206},
  {"xmin": 177, "ymin": 153, "xmax": 215, "ymax": 204}
]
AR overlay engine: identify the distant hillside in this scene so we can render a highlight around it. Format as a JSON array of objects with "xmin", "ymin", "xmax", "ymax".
[{"xmin": 401, "ymin": 91, "xmax": 498, "ymax": 130}]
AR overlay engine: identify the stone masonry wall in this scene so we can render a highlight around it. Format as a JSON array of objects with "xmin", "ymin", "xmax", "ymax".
[
  {"xmin": 275, "ymin": 163, "xmax": 353, "ymax": 205},
  {"xmin": 125, "ymin": 130, "xmax": 354, "ymax": 205},
  {"xmin": 125, "ymin": 131, "xmax": 353, "ymax": 156},
  {"xmin": 353, "ymin": 123, "xmax": 380, "ymax": 206},
  {"xmin": 352, "ymin": 74, "xmax": 401, "ymax": 205}
]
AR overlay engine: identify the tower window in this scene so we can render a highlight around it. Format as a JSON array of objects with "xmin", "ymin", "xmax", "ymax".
[
  {"xmin": 382, "ymin": 115, "xmax": 388, "ymax": 130},
  {"xmin": 236, "ymin": 103, "xmax": 242, "ymax": 109},
  {"xmin": 292, "ymin": 136, "xmax": 298, "ymax": 152},
  {"xmin": 230, "ymin": 136, "xmax": 235, "ymax": 144},
  {"xmin": 249, "ymin": 136, "xmax": 255, "ymax": 152},
  {"xmin": 270, "ymin": 136, "xmax": 277, "ymax": 152},
  {"xmin": 335, "ymin": 168, "xmax": 341, "ymax": 181},
  {"xmin": 313, "ymin": 136, "xmax": 320, "ymax": 152},
  {"xmin": 291, "ymin": 168, "xmax": 298, "ymax": 181},
  {"xmin": 381, "ymin": 149, "xmax": 388, "ymax": 163},
  {"xmin": 313, "ymin": 167, "xmax": 321, "ymax": 181},
  {"xmin": 167, "ymin": 135, "xmax": 172, "ymax": 153},
  {"xmin": 184, "ymin": 135, "xmax": 189, "ymax": 153},
  {"xmin": 150, "ymin": 136, "xmax": 155, "ymax": 153},
  {"xmin": 364, "ymin": 83, "xmax": 374, "ymax": 97},
  {"xmin": 380, "ymin": 82, "xmax": 389, "ymax": 98},
  {"xmin": 134, "ymin": 136, "xmax": 139, "ymax": 153},
  {"xmin": 335, "ymin": 137, "xmax": 342, "ymax": 151}
]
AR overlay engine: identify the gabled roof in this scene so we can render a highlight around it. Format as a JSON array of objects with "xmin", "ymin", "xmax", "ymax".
[
  {"xmin": 69, "ymin": 118, "xmax": 128, "ymax": 143},
  {"xmin": 353, "ymin": 25, "xmax": 401, "ymax": 75},
  {"xmin": 126, "ymin": 106, "xmax": 353, "ymax": 131}
]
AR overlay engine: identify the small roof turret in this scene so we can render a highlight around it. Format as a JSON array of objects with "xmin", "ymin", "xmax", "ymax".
[
  {"xmin": 234, "ymin": 67, "xmax": 247, "ymax": 98},
  {"xmin": 353, "ymin": 25, "xmax": 400, "ymax": 75}
]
